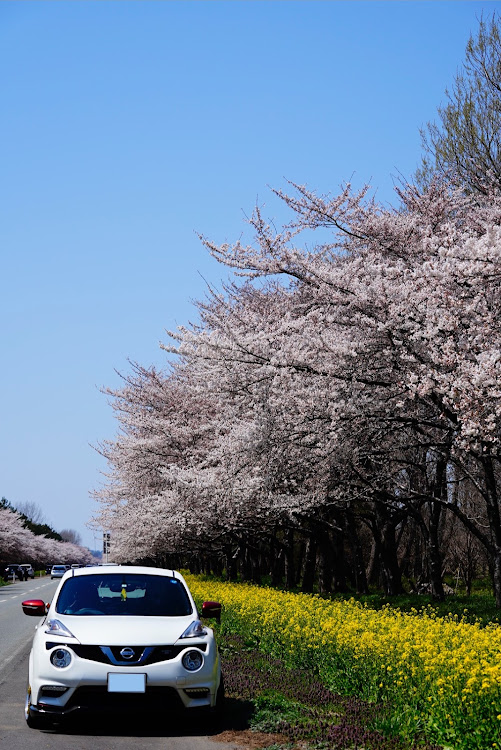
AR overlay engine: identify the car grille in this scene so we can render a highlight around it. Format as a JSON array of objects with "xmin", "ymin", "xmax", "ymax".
[
  {"xmin": 63, "ymin": 685, "xmax": 183, "ymax": 712},
  {"xmin": 46, "ymin": 642, "xmax": 207, "ymax": 666}
]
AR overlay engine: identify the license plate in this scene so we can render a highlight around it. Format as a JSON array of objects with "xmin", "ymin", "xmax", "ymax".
[{"xmin": 107, "ymin": 673, "xmax": 146, "ymax": 693}]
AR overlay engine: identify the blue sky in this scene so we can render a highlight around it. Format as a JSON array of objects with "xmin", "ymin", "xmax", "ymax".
[{"xmin": 1, "ymin": 1, "xmax": 498, "ymax": 550}]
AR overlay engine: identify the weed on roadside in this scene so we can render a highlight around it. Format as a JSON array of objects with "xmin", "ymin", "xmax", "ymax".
[{"xmin": 219, "ymin": 633, "xmax": 441, "ymax": 750}]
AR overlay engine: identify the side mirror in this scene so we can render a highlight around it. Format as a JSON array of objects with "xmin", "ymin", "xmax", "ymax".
[
  {"xmin": 22, "ymin": 599, "xmax": 47, "ymax": 617},
  {"xmin": 201, "ymin": 600, "xmax": 222, "ymax": 623}
]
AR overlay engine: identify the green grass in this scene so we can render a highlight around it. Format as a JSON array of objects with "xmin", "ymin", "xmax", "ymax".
[{"xmin": 332, "ymin": 587, "xmax": 500, "ymax": 626}]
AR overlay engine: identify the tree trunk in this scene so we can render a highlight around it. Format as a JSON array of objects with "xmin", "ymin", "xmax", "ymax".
[
  {"xmin": 427, "ymin": 500, "xmax": 445, "ymax": 601},
  {"xmin": 225, "ymin": 544, "xmax": 238, "ymax": 581},
  {"xmin": 345, "ymin": 509, "xmax": 369, "ymax": 594},
  {"xmin": 269, "ymin": 533, "xmax": 284, "ymax": 587},
  {"xmin": 380, "ymin": 523, "xmax": 403, "ymax": 595},
  {"xmin": 240, "ymin": 542, "xmax": 252, "ymax": 582},
  {"xmin": 317, "ymin": 530, "xmax": 333, "ymax": 594},
  {"xmin": 365, "ymin": 536, "xmax": 378, "ymax": 586},
  {"xmin": 482, "ymin": 455, "xmax": 501, "ymax": 608},
  {"xmin": 284, "ymin": 529, "xmax": 295, "ymax": 590},
  {"xmin": 374, "ymin": 503, "xmax": 404, "ymax": 595},
  {"xmin": 301, "ymin": 535, "xmax": 317, "ymax": 593},
  {"xmin": 331, "ymin": 525, "xmax": 348, "ymax": 594}
]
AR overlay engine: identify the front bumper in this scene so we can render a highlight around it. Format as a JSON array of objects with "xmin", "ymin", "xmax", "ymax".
[
  {"xmin": 31, "ymin": 685, "xmax": 187, "ymax": 718},
  {"xmin": 31, "ymin": 640, "xmax": 220, "ymax": 717}
]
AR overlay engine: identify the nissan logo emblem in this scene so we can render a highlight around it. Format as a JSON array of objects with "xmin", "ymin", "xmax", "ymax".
[{"xmin": 120, "ymin": 647, "xmax": 135, "ymax": 660}]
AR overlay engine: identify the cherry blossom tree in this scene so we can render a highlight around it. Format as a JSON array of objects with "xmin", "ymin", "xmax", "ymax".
[
  {"xmin": 96, "ymin": 174, "xmax": 501, "ymax": 604},
  {"xmin": 0, "ymin": 506, "xmax": 93, "ymax": 569},
  {"xmin": 196, "ymin": 178, "xmax": 501, "ymax": 600}
]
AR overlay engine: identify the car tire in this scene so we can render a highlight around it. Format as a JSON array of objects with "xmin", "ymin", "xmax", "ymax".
[
  {"xmin": 210, "ymin": 674, "xmax": 225, "ymax": 723},
  {"xmin": 25, "ymin": 686, "xmax": 51, "ymax": 730},
  {"xmin": 216, "ymin": 674, "xmax": 225, "ymax": 705}
]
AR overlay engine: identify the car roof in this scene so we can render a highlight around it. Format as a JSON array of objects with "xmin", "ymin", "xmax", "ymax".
[{"xmin": 61, "ymin": 565, "xmax": 184, "ymax": 580}]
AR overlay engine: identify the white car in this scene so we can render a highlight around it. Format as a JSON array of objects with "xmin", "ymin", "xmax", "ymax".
[
  {"xmin": 22, "ymin": 566, "xmax": 223, "ymax": 728},
  {"xmin": 50, "ymin": 565, "xmax": 67, "ymax": 579}
]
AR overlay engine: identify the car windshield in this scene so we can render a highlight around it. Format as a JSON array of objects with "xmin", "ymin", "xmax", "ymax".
[{"xmin": 55, "ymin": 574, "xmax": 193, "ymax": 617}]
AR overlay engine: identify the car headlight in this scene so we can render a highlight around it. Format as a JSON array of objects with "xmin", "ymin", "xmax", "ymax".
[
  {"xmin": 182, "ymin": 650, "xmax": 204, "ymax": 671},
  {"xmin": 179, "ymin": 620, "xmax": 207, "ymax": 638},
  {"xmin": 44, "ymin": 619, "xmax": 75, "ymax": 638},
  {"xmin": 50, "ymin": 648, "xmax": 72, "ymax": 668}
]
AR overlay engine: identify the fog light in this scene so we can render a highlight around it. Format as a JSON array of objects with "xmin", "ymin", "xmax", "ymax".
[
  {"xmin": 50, "ymin": 648, "xmax": 72, "ymax": 668},
  {"xmin": 40, "ymin": 685, "xmax": 68, "ymax": 696},
  {"xmin": 184, "ymin": 687, "xmax": 210, "ymax": 698},
  {"xmin": 182, "ymin": 650, "xmax": 203, "ymax": 671}
]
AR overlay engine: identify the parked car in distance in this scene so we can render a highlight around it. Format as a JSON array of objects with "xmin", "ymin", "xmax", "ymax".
[
  {"xmin": 20, "ymin": 564, "xmax": 35, "ymax": 579},
  {"xmin": 50, "ymin": 565, "xmax": 67, "ymax": 579},
  {"xmin": 3, "ymin": 563, "xmax": 23, "ymax": 580},
  {"xmin": 22, "ymin": 566, "xmax": 223, "ymax": 728}
]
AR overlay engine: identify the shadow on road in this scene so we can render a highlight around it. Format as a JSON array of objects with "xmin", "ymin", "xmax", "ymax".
[{"xmin": 40, "ymin": 697, "xmax": 255, "ymax": 738}]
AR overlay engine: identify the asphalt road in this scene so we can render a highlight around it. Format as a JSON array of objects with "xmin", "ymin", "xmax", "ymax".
[
  {"xmin": 0, "ymin": 575, "xmax": 58, "ymax": 673},
  {"xmin": 0, "ymin": 577, "xmax": 240, "ymax": 750}
]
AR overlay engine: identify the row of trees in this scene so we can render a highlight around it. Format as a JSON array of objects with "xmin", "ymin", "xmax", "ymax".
[
  {"xmin": 95, "ymin": 15, "xmax": 501, "ymax": 605},
  {"xmin": 0, "ymin": 500, "xmax": 93, "ymax": 568},
  {"xmin": 95, "ymin": 175, "xmax": 501, "ymax": 603}
]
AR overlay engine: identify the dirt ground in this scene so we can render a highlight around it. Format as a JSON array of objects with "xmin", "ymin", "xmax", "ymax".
[{"xmin": 213, "ymin": 729, "xmax": 291, "ymax": 749}]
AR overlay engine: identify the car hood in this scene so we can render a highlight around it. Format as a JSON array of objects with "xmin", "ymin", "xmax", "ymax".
[{"xmin": 54, "ymin": 614, "xmax": 197, "ymax": 645}]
